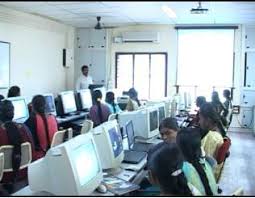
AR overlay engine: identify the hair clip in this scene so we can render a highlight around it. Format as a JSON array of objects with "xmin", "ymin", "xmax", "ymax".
[{"xmin": 171, "ymin": 169, "xmax": 182, "ymax": 176}]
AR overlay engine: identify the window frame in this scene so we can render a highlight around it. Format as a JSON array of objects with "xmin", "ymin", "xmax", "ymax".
[{"xmin": 115, "ymin": 52, "xmax": 168, "ymax": 98}]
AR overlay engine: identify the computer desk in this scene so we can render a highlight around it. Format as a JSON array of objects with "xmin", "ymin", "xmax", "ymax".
[
  {"xmin": 14, "ymin": 129, "xmax": 162, "ymax": 196},
  {"xmin": 13, "ymin": 151, "xmax": 149, "ymax": 196},
  {"xmin": 56, "ymin": 112, "xmax": 89, "ymax": 125}
]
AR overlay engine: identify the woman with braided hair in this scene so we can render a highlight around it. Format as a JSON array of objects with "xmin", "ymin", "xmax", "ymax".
[
  {"xmin": 147, "ymin": 142, "xmax": 201, "ymax": 196},
  {"xmin": 199, "ymin": 102, "xmax": 224, "ymax": 158},
  {"xmin": 25, "ymin": 95, "xmax": 58, "ymax": 160},
  {"xmin": 177, "ymin": 127, "xmax": 218, "ymax": 195}
]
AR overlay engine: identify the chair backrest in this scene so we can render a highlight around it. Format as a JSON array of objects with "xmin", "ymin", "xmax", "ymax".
[
  {"xmin": 50, "ymin": 128, "xmax": 73, "ymax": 148},
  {"xmin": 232, "ymin": 187, "xmax": 244, "ymax": 196},
  {"xmin": 108, "ymin": 113, "xmax": 117, "ymax": 121},
  {"xmin": 216, "ymin": 136, "xmax": 231, "ymax": 164},
  {"xmin": 0, "ymin": 153, "xmax": 4, "ymax": 181},
  {"xmin": 0, "ymin": 142, "xmax": 32, "ymax": 172},
  {"xmin": 80, "ymin": 120, "xmax": 94, "ymax": 134}
]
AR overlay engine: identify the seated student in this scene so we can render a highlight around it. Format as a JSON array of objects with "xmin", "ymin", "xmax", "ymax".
[
  {"xmin": 105, "ymin": 91, "xmax": 122, "ymax": 114},
  {"xmin": 159, "ymin": 117, "xmax": 180, "ymax": 143},
  {"xmin": 211, "ymin": 91, "xmax": 228, "ymax": 130},
  {"xmin": 199, "ymin": 102, "xmax": 224, "ymax": 157},
  {"xmin": 7, "ymin": 86, "xmax": 21, "ymax": 98},
  {"xmin": 177, "ymin": 127, "xmax": 218, "ymax": 196},
  {"xmin": 89, "ymin": 90, "xmax": 111, "ymax": 127},
  {"xmin": 125, "ymin": 88, "xmax": 141, "ymax": 111},
  {"xmin": 147, "ymin": 142, "xmax": 201, "ymax": 196},
  {"xmin": 222, "ymin": 89, "xmax": 233, "ymax": 128},
  {"xmin": 25, "ymin": 95, "xmax": 58, "ymax": 160},
  {"xmin": 199, "ymin": 102, "xmax": 225, "ymax": 179},
  {"xmin": 0, "ymin": 100, "xmax": 35, "ymax": 184},
  {"xmin": 189, "ymin": 96, "xmax": 206, "ymax": 127}
]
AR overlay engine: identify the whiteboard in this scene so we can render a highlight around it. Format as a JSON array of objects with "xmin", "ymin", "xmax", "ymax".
[{"xmin": 0, "ymin": 41, "xmax": 10, "ymax": 88}]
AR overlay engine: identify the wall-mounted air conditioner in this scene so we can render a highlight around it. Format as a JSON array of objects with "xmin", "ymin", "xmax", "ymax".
[{"xmin": 121, "ymin": 31, "xmax": 160, "ymax": 43}]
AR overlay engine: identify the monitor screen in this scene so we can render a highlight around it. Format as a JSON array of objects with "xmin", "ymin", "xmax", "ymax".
[
  {"xmin": 120, "ymin": 127, "xmax": 129, "ymax": 150},
  {"xmin": 72, "ymin": 140, "xmax": 100, "ymax": 186},
  {"xmin": 149, "ymin": 110, "xmax": 158, "ymax": 132},
  {"xmin": 158, "ymin": 106, "xmax": 166, "ymax": 124},
  {"xmin": 44, "ymin": 94, "xmax": 56, "ymax": 115},
  {"xmin": 79, "ymin": 90, "xmax": 92, "ymax": 110},
  {"xmin": 60, "ymin": 91, "xmax": 77, "ymax": 114},
  {"xmin": 125, "ymin": 121, "xmax": 135, "ymax": 148},
  {"xmin": 28, "ymin": 132, "xmax": 103, "ymax": 195},
  {"xmin": 11, "ymin": 98, "xmax": 28, "ymax": 121},
  {"xmin": 108, "ymin": 127, "xmax": 123, "ymax": 158}
]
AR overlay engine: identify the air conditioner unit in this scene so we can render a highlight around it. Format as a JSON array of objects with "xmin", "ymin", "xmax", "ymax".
[{"xmin": 121, "ymin": 31, "xmax": 160, "ymax": 43}]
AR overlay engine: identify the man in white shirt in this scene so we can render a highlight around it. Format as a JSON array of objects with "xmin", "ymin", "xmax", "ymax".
[{"xmin": 76, "ymin": 65, "xmax": 93, "ymax": 90}]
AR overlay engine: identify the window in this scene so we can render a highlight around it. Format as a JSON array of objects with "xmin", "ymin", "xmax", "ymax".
[
  {"xmin": 116, "ymin": 53, "xmax": 167, "ymax": 100},
  {"xmin": 177, "ymin": 28, "xmax": 235, "ymax": 102}
]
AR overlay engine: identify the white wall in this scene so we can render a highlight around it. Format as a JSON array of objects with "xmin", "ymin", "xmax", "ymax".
[
  {"xmin": 0, "ymin": 5, "xmax": 75, "ymax": 100},
  {"xmin": 107, "ymin": 25, "xmax": 178, "ymax": 96}
]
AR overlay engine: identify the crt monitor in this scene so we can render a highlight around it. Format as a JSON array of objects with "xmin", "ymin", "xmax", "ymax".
[
  {"xmin": 77, "ymin": 89, "xmax": 92, "ymax": 111},
  {"xmin": 92, "ymin": 120, "xmax": 124, "ymax": 170},
  {"xmin": 7, "ymin": 97, "xmax": 29, "ymax": 123},
  {"xmin": 118, "ymin": 106, "xmax": 159, "ymax": 139},
  {"xmin": 59, "ymin": 91, "xmax": 77, "ymax": 115},
  {"xmin": 43, "ymin": 93, "xmax": 57, "ymax": 116},
  {"xmin": 28, "ymin": 132, "xmax": 103, "ymax": 195}
]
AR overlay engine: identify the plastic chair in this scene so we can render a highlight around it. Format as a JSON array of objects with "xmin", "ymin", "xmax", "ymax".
[
  {"xmin": 0, "ymin": 142, "xmax": 32, "ymax": 172},
  {"xmin": 81, "ymin": 120, "xmax": 94, "ymax": 134},
  {"xmin": 232, "ymin": 187, "xmax": 244, "ymax": 196},
  {"xmin": 216, "ymin": 136, "xmax": 231, "ymax": 164},
  {"xmin": 51, "ymin": 128, "xmax": 73, "ymax": 148},
  {"xmin": 108, "ymin": 113, "xmax": 117, "ymax": 121},
  {"xmin": 0, "ymin": 153, "xmax": 4, "ymax": 181}
]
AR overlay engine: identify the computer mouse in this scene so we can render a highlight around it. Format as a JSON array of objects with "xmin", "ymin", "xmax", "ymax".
[{"xmin": 96, "ymin": 184, "xmax": 107, "ymax": 194}]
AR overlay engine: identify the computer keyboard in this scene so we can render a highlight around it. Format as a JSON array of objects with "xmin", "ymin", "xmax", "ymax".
[
  {"xmin": 123, "ymin": 150, "xmax": 147, "ymax": 164},
  {"xmin": 132, "ymin": 143, "xmax": 154, "ymax": 153}
]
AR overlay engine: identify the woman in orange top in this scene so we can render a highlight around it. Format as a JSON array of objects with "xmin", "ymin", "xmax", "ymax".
[{"xmin": 25, "ymin": 95, "xmax": 58, "ymax": 160}]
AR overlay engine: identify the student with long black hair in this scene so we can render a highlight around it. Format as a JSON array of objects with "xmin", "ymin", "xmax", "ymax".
[
  {"xmin": 147, "ymin": 142, "xmax": 201, "ymax": 196},
  {"xmin": 25, "ymin": 95, "xmax": 58, "ymax": 160},
  {"xmin": 223, "ymin": 89, "xmax": 233, "ymax": 128},
  {"xmin": 211, "ymin": 91, "xmax": 228, "ymax": 129},
  {"xmin": 105, "ymin": 91, "xmax": 122, "ymax": 114},
  {"xmin": 199, "ymin": 102, "xmax": 224, "ymax": 157},
  {"xmin": 177, "ymin": 127, "xmax": 218, "ymax": 195},
  {"xmin": 0, "ymin": 100, "xmax": 35, "ymax": 184},
  {"xmin": 89, "ymin": 90, "xmax": 110, "ymax": 127},
  {"xmin": 7, "ymin": 86, "xmax": 21, "ymax": 98},
  {"xmin": 125, "ymin": 88, "xmax": 141, "ymax": 111}
]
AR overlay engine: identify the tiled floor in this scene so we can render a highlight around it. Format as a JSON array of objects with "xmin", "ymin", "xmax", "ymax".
[{"xmin": 219, "ymin": 130, "xmax": 255, "ymax": 195}]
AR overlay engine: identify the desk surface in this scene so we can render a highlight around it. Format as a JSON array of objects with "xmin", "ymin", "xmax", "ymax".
[
  {"xmin": 56, "ymin": 112, "xmax": 88, "ymax": 124},
  {"xmin": 13, "ymin": 184, "xmax": 114, "ymax": 196}
]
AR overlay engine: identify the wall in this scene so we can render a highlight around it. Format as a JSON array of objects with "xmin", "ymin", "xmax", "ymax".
[
  {"xmin": 107, "ymin": 25, "xmax": 177, "ymax": 96},
  {"xmin": 0, "ymin": 5, "xmax": 75, "ymax": 101}
]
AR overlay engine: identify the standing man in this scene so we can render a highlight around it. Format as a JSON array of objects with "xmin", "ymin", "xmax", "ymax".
[{"xmin": 76, "ymin": 65, "xmax": 93, "ymax": 90}]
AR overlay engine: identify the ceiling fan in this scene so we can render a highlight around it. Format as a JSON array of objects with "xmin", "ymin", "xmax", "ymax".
[
  {"xmin": 94, "ymin": 16, "xmax": 116, "ymax": 30},
  {"xmin": 190, "ymin": 2, "xmax": 209, "ymax": 14}
]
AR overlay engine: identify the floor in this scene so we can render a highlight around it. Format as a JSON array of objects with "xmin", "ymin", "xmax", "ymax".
[{"xmin": 219, "ymin": 129, "xmax": 255, "ymax": 195}]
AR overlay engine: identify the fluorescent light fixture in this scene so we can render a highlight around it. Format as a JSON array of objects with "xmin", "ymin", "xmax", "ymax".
[{"xmin": 162, "ymin": 5, "xmax": 177, "ymax": 18}]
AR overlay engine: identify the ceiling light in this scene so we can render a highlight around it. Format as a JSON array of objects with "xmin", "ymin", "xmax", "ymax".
[
  {"xmin": 190, "ymin": 2, "xmax": 209, "ymax": 14},
  {"xmin": 162, "ymin": 5, "xmax": 177, "ymax": 18}
]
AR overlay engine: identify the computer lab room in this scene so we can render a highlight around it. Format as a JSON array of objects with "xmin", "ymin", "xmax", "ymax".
[{"xmin": 0, "ymin": 1, "xmax": 254, "ymax": 196}]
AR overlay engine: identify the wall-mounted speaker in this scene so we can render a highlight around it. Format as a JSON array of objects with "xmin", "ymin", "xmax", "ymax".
[{"xmin": 63, "ymin": 48, "xmax": 73, "ymax": 67}]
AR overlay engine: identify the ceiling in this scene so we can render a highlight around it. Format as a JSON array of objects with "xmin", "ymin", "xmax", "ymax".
[{"xmin": 0, "ymin": 1, "xmax": 255, "ymax": 28}]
